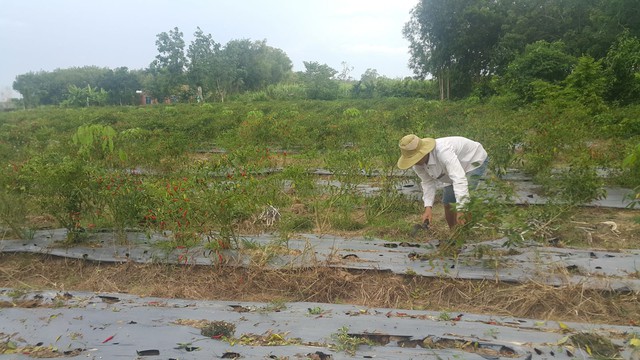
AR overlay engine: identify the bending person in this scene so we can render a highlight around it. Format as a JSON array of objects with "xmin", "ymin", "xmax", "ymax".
[{"xmin": 397, "ymin": 134, "xmax": 488, "ymax": 229}]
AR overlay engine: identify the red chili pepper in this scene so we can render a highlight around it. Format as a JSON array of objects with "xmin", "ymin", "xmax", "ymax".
[{"xmin": 102, "ymin": 335, "xmax": 115, "ymax": 343}]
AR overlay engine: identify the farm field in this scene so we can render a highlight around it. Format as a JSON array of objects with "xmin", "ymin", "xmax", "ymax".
[{"xmin": 1, "ymin": 99, "xmax": 639, "ymax": 358}]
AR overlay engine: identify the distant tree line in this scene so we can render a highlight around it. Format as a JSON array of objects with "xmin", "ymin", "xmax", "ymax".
[
  {"xmin": 13, "ymin": 66, "xmax": 145, "ymax": 108},
  {"xmin": 12, "ymin": 0, "xmax": 640, "ymax": 108},
  {"xmin": 12, "ymin": 26, "xmax": 433, "ymax": 108},
  {"xmin": 404, "ymin": 0, "xmax": 640, "ymax": 104}
]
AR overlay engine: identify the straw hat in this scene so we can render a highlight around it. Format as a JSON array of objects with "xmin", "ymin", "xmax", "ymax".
[{"xmin": 397, "ymin": 134, "xmax": 436, "ymax": 169}]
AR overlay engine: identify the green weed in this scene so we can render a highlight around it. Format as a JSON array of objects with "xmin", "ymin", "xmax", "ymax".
[{"xmin": 329, "ymin": 326, "xmax": 374, "ymax": 355}]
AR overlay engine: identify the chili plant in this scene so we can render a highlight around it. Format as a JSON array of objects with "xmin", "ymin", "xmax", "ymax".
[
  {"xmin": 311, "ymin": 149, "xmax": 365, "ymax": 233},
  {"xmin": 145, "ymin": 176, "xmax": 207, "ymax": 248},
  {"xmin": 200, "ymin": 163, "xmax": 262, "ymax": 250},
  {"xmin": 0, "ymin": 163, "xmax": 31, "ymax": 239},
  {"xmin": 623, "ymin": 142, "xmax": 640, "ymax": 208},
  {"xmin": 93, "ymin": 170, "xmax": 154, "ymax": 243},
  {"xmin": 18, "ymin": 153, "xmax": 96, "ymax": 242}
]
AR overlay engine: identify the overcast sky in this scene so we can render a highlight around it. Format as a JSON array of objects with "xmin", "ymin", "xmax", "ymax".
[{"xmin": 0, "ymin": 0, "xmax": 418, "ymax": 100}]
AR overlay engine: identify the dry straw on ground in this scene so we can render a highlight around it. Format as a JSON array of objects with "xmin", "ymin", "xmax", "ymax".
[{"xmin": 0, "ymin": 253, "xmax": 637, "ymax": 326}]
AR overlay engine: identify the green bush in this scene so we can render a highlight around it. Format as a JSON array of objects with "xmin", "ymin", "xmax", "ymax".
[{"xmin": 19, "ymin": 154, "xmax": 95, "ymax": 242}]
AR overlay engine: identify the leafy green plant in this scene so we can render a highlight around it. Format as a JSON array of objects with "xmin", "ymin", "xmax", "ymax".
[
  {"xmin": 259, "ymin": 299, "xmax": 287, "ymax": 313},
  {"xmin": 145, "ymin": 176, "xmax": 206, "ymax": 247},
  {"xmin": 623, "ymin": 143, "xmax": 640, "ymax": 208},
  {"xmin": 277, "ymin": 213, "xmax": 315, "ymax": 234},
  {"xmin": 19, "ymin": 154, "xmax": 95, "ymax": 242},
  {"xmin": 14, "ymin": 124, "xmax": 131, "ymax": 242},
  {"xmin": 342, "ymin": 107, "xmax": 361, "ymax": 119},
  {"xmin": 0, "ymin": 165, "xmax": 31, "ymax": 239},
  {"xmin": 94, "ymin": 170, "xmax": 153, "ymax": 243},
  {"xmin": 7, "ymin": 287, "xmax": 29, "ymax": 300},
  {"xmin": 448, "ymin": 177, "xmax": 514, "ymax": 247},
  {"xmin": 330, "ymin": 326, "xmax": 373, "ymax": 355},
  {"xmin": 483, "ymin": 328, "xmax": 500, "ymax": 339},
  {"xmin": 502, "ymin": 203, "xmax": 572, "ymax": 248},
  {"xmin": 540, "ymin": 163, "xmax": 606, "ymax": 205},
  {"xmin": 72, "ymin": 124, "xmax": 120, "ymax": 163},
  {"xmin": 307, "ymin": 306, "xmax": 324, "ymax": 315},
  {"xmin": 201, "ymin": 321, "xmax": 236, "ymax": 339},
  {"xmin": 363, "ymin": 178, "xmax": 410, "ymax": 222},
  {"xmin": 438, "ymin": 311, "xmax": 452, "ymax": 321},
  {"xmin": 61, "ymin": 84, "xmax": 109, "ymax": 107}
]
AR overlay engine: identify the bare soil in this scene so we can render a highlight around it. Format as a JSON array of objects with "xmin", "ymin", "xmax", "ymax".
[{"xmin": 1, "ymin": 207, "xmax": 639, "ymax": 327}]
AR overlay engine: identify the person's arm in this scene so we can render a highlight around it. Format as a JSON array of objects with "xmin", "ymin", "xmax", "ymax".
[{"xmin": 413, "ymin": 166, "xmax": 436, "ymax": 223}]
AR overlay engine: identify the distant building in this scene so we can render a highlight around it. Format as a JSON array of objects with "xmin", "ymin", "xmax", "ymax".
[
  {"xmin": 137, "ymin": 91, "xmax": 177, "ymax": 105},
  {"xmin": 137, "ymin": 84, "xmax": 200, "ymax": 105},
  {"xmin": 0, "ymin": 87, "xmax": 19, "ymax": 110},
  {"xmin": 138, "ymin": 91, "xmax": 158, "ymax": 105}
]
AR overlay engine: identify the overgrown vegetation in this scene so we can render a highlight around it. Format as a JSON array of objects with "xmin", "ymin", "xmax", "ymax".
[{"xmin": 0, "ymin": 99, "xmax": 638, "ymax": 249}]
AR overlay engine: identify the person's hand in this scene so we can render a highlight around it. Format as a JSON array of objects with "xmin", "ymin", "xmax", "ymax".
[
  {"xmin": 422, "ymin": 207, "xmax": 432, "ymax": 224},
  {"xmin": 456, "ymin": 212, "xmax": 467, "ymax": 226}
]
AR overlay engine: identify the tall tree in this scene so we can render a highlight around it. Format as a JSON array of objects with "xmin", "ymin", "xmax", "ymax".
[
  {"xmin": 149, "ymin": 27, "xmax": 187, "ymax": 100},
  {"xmin": 603, "ymin": 31, "xmax": 640, "ymax": 105},
  {"xmin": 404, "ymin": 0, "xmax": 503, "ymax": 99},
  {"xmin": 587, "ymin": 0, "xmax": 640, "ymax": 58},
  {"xmin": 222, "ymin": 39, "xmax": 292, "ymax": 93},
  {"xmin": 99, "ymin": 67, "xmax": 142, "ymax": 105},
  {"xmin": 13, "ymin": 67, "xmax": 110, "ymax": 107},
  {"xmin": 564, "ymin": 56, "xmax": 607, "ymax": 111},
  {"xmin": 13, "ymin": 72, "xmax": 44, "ymax": 108},
  {"xmin": 502, "ymin": 40, "xmax": 576, "ymax": 103},
  {"xmin": 186, "ymin": 27, "xmax": 220, "ymax": 101},
  {"xmin": 352, "ymin": 68, "xmax": 379, "ymax": 98},
  {"xmin": 302, "ymin": 61, "xmax": 338, "ymax": 100}
]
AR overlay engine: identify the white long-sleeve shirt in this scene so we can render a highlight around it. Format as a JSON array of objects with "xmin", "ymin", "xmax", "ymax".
[{"xmin": 412, "ymin": 136, "xmax": 488, "ymax": 207}]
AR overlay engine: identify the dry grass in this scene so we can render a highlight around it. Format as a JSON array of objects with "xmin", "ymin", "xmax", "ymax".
[
  {"xmin": 0, "ymin": 253, "xmax": 637, "ymax": 326},
  {"xmin": 558, "ymin": 207, "xmax": 640, "ymax": 249}
]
